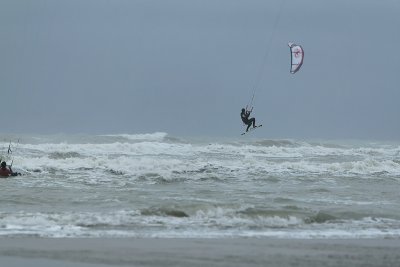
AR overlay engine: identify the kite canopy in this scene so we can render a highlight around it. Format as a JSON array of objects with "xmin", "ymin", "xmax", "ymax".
[{"xmin": 288, "ymin": 42, "xmax": 304, "ymax": 74}]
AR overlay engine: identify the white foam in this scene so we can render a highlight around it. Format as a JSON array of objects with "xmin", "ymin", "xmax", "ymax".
[
  {"xmin": 7, "ymin": 137, "xmax": 400, "ymax": 179},
  {"xmin": 1, "ymin": 209, "xmax": 399, "ymax": 238},
  {"xmin": 101, "ymin": 132, "xmax": 168, "ymax": 141}
]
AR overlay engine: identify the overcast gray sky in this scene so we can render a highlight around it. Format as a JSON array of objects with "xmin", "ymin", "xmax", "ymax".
[{"xmin": 1, "ymin": 0, "xmax": 399, "ymax": 139}]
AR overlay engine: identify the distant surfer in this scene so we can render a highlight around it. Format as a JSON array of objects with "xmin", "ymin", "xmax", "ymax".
[
  {"xmin": 0, "ymin": 161, "xmax": 19, "ymax": 177},
  {"xmin": 241, "ymin": 107, "xmax": 258, "ymax": 132}
]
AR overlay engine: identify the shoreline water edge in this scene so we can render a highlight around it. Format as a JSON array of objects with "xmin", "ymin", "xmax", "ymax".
[{"xmin": 0, "ymin": 238, "xmax": 399, "ymax": 267}]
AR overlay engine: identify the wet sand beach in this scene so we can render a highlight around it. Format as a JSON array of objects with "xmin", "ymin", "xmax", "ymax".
[{"xmin": 0, "ymin": 238, "xmax": 399, "ymax": 267}]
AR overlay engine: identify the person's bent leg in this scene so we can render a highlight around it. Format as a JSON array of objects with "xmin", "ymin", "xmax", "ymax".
[
  {"xmin": 246, "ymin": 123, "xmax": 251, "ymax": 132},
  {"xmin": 250, "ymin": 118, "xmax": 256, "ymax": 127}
]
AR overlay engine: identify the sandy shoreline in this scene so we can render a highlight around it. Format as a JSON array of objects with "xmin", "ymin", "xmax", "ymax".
[{"xmin": 0, "ymin": 238, "xmax": 399, "ymax": 267}]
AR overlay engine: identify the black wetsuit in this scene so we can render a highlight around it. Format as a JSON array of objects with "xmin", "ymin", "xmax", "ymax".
[{"xmin": 241, "ymin": 110, "xmax": 256, "ymax": 132}]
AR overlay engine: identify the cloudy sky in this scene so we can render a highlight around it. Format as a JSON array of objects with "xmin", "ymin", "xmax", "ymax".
[{"xmin": 1, "ymin": 0, "xmax": 399, "ymax": 139}]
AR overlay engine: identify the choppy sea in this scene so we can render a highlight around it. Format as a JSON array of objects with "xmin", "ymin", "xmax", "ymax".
[{"xmin": 0, "ymin": 132, "xmax": 399, "ymax": 238}]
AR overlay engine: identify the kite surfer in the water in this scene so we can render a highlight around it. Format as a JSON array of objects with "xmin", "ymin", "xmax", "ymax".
[{"xmin": 0, "ymin": 161, "xmax": 20, "ymax": 177}]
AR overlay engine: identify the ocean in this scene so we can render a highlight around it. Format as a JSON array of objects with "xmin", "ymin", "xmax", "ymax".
[{"xmin": 1, "ymin": 133, "xmax": 399, "ymax": 238}]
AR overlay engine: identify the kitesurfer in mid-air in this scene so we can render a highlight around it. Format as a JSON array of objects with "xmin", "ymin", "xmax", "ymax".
[
  {"xmin": 0, "ymin": 161, "xmax": 19, "ymax": 177},
  {"xmin": 241, "ymin": 107, "xmax": 258, "ymax": 132}
]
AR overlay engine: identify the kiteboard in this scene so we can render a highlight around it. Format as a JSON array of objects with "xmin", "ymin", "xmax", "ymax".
[{"xmin": 241, "ymin": 125, "xmax": 262, "ymax": 135}]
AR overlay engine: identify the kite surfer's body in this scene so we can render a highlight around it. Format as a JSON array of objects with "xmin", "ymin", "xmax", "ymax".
[
  {"xmin": 0, "ymin": 161, "xmax": 19, "ymax": 177},
  {"xmin": 241, "ymin": 108, "xmax": 257, "ymax": 132}
]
